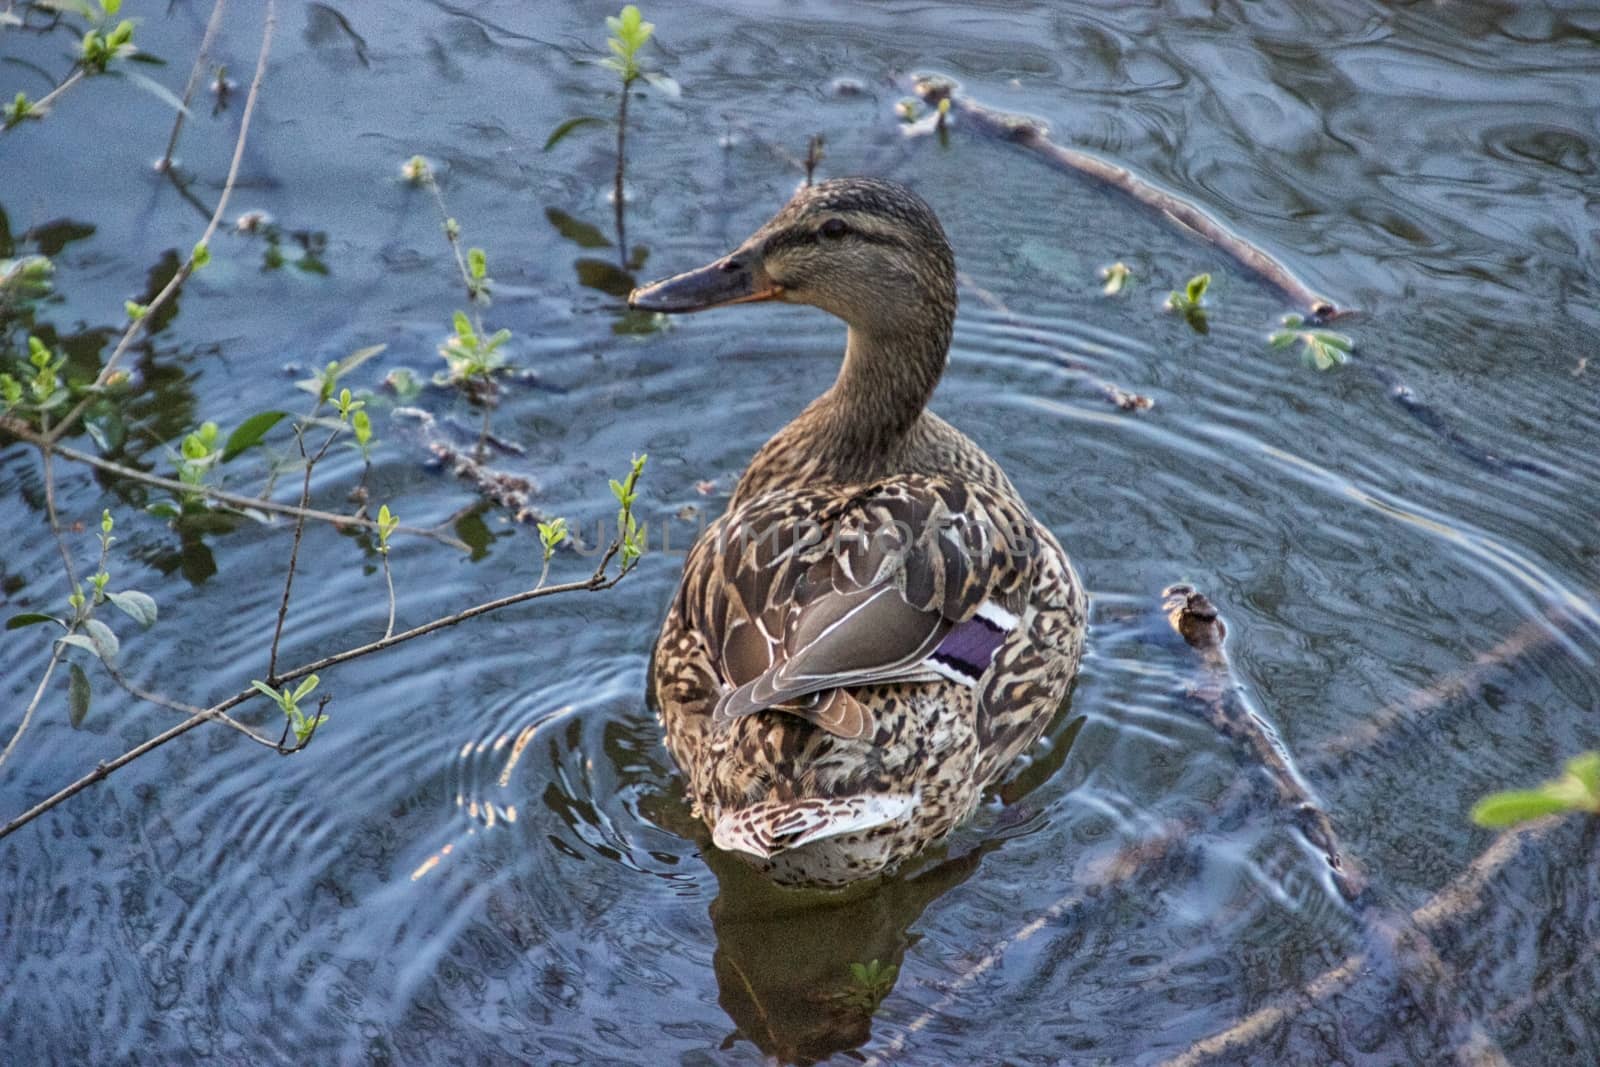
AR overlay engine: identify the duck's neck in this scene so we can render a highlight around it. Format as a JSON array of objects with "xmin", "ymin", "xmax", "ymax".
[{"xmin": 736, "ymin": 314, "xmax": 953, "ymax": 502}]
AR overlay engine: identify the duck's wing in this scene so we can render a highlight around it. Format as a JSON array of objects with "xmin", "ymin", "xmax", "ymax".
[{"xmin": 681, "ymin": 477, "xmax": 1038, "ymax": 739}]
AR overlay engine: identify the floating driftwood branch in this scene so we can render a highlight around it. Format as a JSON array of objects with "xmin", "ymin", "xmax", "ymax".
[{"xmin": 911, "ymin": 76, "xmax": 1345, "ymax": 321}]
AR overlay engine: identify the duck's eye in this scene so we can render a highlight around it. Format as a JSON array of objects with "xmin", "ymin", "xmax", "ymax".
[{"xmin": 819, "ymin": 218, "xmax": 850, "ymax": 240}]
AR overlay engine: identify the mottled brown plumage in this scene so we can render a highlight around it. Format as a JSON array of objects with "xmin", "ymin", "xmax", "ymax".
[{"xmin": 631, "ymin": 178, "xmax": 1087, "ymax": 887}]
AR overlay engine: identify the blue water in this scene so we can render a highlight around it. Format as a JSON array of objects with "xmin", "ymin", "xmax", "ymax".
[{"xmin": 2, "ymin": 1, "xmax": 1597, "ymax": 1063}]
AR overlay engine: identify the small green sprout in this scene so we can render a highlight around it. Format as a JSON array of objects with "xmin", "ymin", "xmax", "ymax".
[
  {"xmin": 376, "ymin": 504, "xmax": 398, "ymax": 554},
  {"xmin": 1269, "ymin": 314, "xmax": 1353, "ymax": 371},
  {"xmin": 610, "ymin": 453, "xmax": 648, "ymax": 571},
  {"xmin": 250, "ymin": 675, "xmax": 325, "ymax": 744},
  {"xmin": 1472, "ymin": 752, "xmax": 1600, "ymax": 828},
  {"xmin": 334, "ymin": 386, "xmax": 365, "ymax": 423},
  {"xmin": 4, "ymin": 91, "xmax": 37, "ymax": 128},
  {"xmin": 25, "ymin": 335, "xmax": 68, "ymax": 409},
  {"xmin": 124, "ymin": 299, "xmax": 148, "ymax": 321},
  {"xmin": 401, "ymin": 155, "xmax": 431, "ymax": 184},
  {"xmin": 438, "ymin": 310, "xmax": 512, "ymax": 386},
  {"xmin": 538, "ymin": 517, "xmax": 569, "ymax": 564},
  {"xmin": 80, "ymin": 16, "xmax": 136, "ymax": 74},
  {"xmin": 1100, "ymin": 261, "xmax": 1132, "ymax": 296},
  {"xmin": 1, "ymin": 255, "xmax": 54, "ymax": 302},
  {"xmin": 351, "ymin": 408, "xmax": 373, "ymax": 458},
  {"xmin": 175, "ymin": 420, "xmax": 222, "ymax": 496},
  {"xmin": 1166, "ymin": 272, "xmax": 1210, "ymax": 314},
  {"xmin": 442, "ymin": 217, "xmax": 460, "ymax": 242},
  {"xmin": 603, "ymin": 5, "xmax": 655, "ymax": 85},
  {"xmin": 1165, "ymin": 272, "xmax": 1211, "ymax": 333},
  {"xmin": 191, "ymin": 241, "xmax": 211, "ymax": 271},
  {"xmin": 0, "ymin": 374, "xmax": 21, "ymax": 410},
  {"xmin": 467, "ymin": 247, "xmax": 491, "ymax": 304}
]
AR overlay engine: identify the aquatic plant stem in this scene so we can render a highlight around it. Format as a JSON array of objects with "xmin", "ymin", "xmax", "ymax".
[
  {"xmin": 909, "ymin": 77, "xmax": 1343, "ymax": 320},
  {"xmin": 0, "ymin": 541, "xmax": 628, "ymax": 842},
  {"xmin": 159, "ymin": 0, "xmax": 228, "ymax": 171},
  {"xmin": 45, "ymin": 0, "xmax": 277, "ymax": 448},
  {"xmin": 614, "ymin": 80, "xmax": 631, "ymax": 266},
  {"xmin": 0, "ymin": 415, "xmax": 466, "ymax": 550},
  {"xmin": 381, "ymin": 554, "xmax": 397, "ymax": 639}
]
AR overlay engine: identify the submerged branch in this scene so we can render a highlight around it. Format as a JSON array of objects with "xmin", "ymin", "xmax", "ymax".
[{"xmin": 910, "ymin": 76, "xmax": 1343, "ymax": 320}]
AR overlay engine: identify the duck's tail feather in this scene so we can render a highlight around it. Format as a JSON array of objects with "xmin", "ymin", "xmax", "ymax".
[{"xmin": 711, "ymin": 792, "xmax": 917, "ymax": 859}]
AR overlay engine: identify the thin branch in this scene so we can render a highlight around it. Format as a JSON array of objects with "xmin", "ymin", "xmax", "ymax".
[
  {"xmin": 2, "ymin": 67, "xmax": 85, "ymax": 132},
  {"xmin": 381, "ymin": 553, "xmax": 396, "ymax": 639},
  {"xmin": 0, "ymin": 544, "xmax": 625, "ymax": 841},
  {"xmin": 46, "ymin": 0, "xmax": 277, "ymax": 446},
  {"xmin": 910, "ymin": 76, "xmax": 1343, "ymax": 320},
  {"xmin": 39, "ymin": 437, "xmax": 79, "ymax": 589},
  {"xmin": 1, "ymin": 415, "xmax": 468, "ymax": 550},
  {"xmin": 158, "ymin": 0, "xmax": 228, "ymax": 172},
  {"xmin": 0, "ymin": 640, "xmax": 66, "ymax": 772},
  {"xmin": 267, "ymin": 423, "xmax": 339, "ymax": 681},
  {"xmin": 102, "ymin": 660, "xmax": 278, "ymax": 749}
]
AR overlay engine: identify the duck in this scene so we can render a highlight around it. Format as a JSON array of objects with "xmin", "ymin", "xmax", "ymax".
[{"xmin": 629, "ymin": 177, "xmax": 1087, "ymax": 888}]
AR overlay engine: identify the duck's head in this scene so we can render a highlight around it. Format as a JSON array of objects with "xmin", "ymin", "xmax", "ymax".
[{"xmin": 629, "ymin": 178, "xmax": 956, "ymax": 336}]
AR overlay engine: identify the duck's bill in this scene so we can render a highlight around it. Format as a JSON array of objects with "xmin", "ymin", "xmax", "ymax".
[{"xmin": 628, "ymin": 258, "xmax": 782, "ymax": 313}]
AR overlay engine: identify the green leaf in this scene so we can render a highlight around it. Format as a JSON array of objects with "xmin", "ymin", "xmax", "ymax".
[
  {"xmin": 7, "ymin": 612, "xmax": 63, "ymax": 630},
  {"xmin": 114, "ymin": 68, "xmax": 191, "ymax": 116},
  {"xmin": 222, "ymin": 410, "xmax": 289, "ymax": 461},
  {"xmin": 249, "ymin": 679, "xmax": 283, "ymax": 705},
  {"xmin": 67, "ymin": 662, "xmax": 91, "ymax": 728},
  {"xmin": 56, "ymin": 634, "xmax": 98, "ymax": 656},
  {"xmin": 292, "ymin": 674, "xmax": 320, "ymax": 702},
  {"xmin": 543, "ymin": 115, "xmax": 608, "ymax": 151},
  {"xmin": 1567, "ymin": 752, "xmax": 1600, "ymax": 795},
  {"xmin": 1471, "ymin": 789, "xmax": 1577, "ymax": 828},
  {"xmin": 83, "ymin": 618, "xmax": 120, "ymax": 662},
  {"xmin": 107, "ymin": 589, "xmax": 158, "ymax": 628},
  {"xmin": 468, "ymin": 247, "xmax": 487, "ymax": 280},
  {"xmin": 191, "ymin": 241, "xmax": 211, "ymax": 270},
  {"xmin": 1185, "ymin": 273, "xmax": 1211, "ymax": 304}
]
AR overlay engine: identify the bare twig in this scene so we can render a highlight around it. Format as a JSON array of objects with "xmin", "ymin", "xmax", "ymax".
[
  {"xmin": 46, "ymin": 0, "xmax": 277, "ymax": 446},
  {"xmin": 267, "ymin": 423, "xmax": 339, "ymax": 681},
  {"xmin": 0, "ymin": 640, "xmax": 67, "ymax": 771},
  {"xmin": 102, "ymin": 660, "xmax": 278, "ymax": 748},
  {"xmin": 381, "ymin": 553, "xmax": 396, "ymax": 639},
  {"xmin": 0, "ymin": 415, "xmax": 467, "ymax": 550},
  {"xmin": 910, "ymin": 76, "xmax": 1343, "ymax": 320},
  {"xmin": 158, "ymin": 0, "xmax": 228, "ymax": 171},
  {"xmin": 0, "ymin": 542, "xmax": 625, "ymax": 841}
]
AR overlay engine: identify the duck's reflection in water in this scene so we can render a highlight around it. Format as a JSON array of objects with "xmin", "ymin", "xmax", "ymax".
[{"xmin": 672, "ymin": 714, "xmax": 1083, "ymax": 1064}]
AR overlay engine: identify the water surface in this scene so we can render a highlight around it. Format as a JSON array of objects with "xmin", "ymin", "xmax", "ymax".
[{"xmin": 2, "ymin": 1, "xmax": 1598, "ymax": 1063}]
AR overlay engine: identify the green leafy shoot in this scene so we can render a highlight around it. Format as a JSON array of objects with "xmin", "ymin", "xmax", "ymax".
[
  {"xmin": 610, "ymin": 453, "xmax": 648, "ymax": 572},
  {"xmin": 1100, "ymin": 261, "xmax": 1132, "ymax": 296},
  {"xmin": 1165, "ymin": 272, "xmax": 1210, "ymax": 314},
  {"xmin": 4, "ymin": 91, "xmax": 38, "ymax": 129},
  {"xmin": 1472, "ymin": 752, "xmax": 1600, "ymax": 828},
  {"xmin": 466, "ymin": 247, "xmax": 491, "ymax": 304},
  {"xmin": 603, "ymin": 5, "xmax": 655, "ymax": 86},
  {"xmin": 1269, "ymin": 313, "xmax": 1354, "ymax": 371},
  {"xmin": 438, "ymin": 310, "xmax": 511, "ymax": 387},
  {"xmin": 190, "ymin": 241, "xmax": 211, "ymax": 271},
  {"xmin": 376, "ymin": 504, "xmax": 398, "ymax": 554},
  {"xmin": 250, "ymin": 675, "xmax": 326, "ymax": 744}
]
